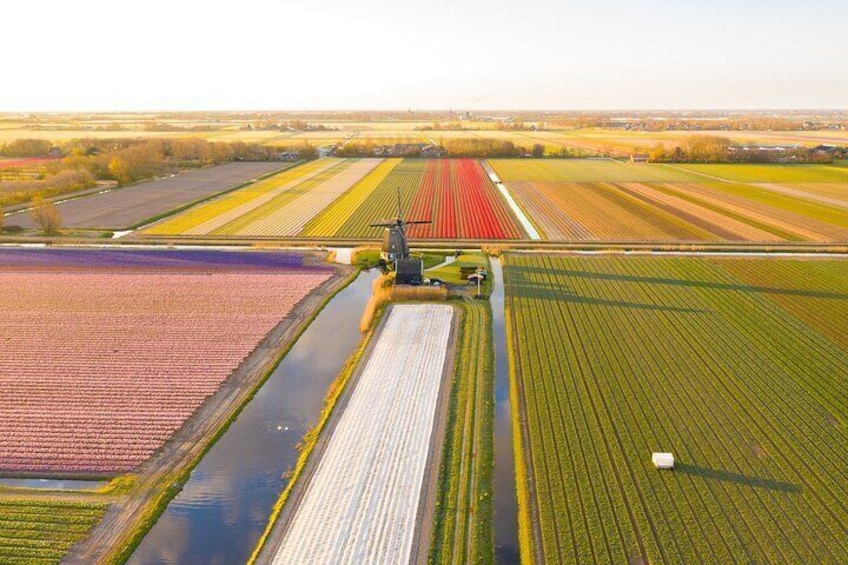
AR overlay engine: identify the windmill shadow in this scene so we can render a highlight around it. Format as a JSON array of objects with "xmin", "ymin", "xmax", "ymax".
[
  {"xmin": 506, "ymin": 266, "xmax": 710, "ymax": 314},
  {"xmin": 509, "ymin": 264, "xmax": 848, "ymax": 301},
  {"xmin": 674, "ymin": 463, "xmax": 801, "ymax": 493}
]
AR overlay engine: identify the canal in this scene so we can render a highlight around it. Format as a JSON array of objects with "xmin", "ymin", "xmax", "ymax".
[
  {"xmin": 128, "ymin": 269, "xmax": 379, "ymax": 565},
  {"xmin": 491, "ymin": 257, "xmax": 520, "ymax": 564}
]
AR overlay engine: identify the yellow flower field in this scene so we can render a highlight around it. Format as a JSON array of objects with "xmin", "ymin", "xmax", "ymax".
[{"xmin": 300, "ymin": 158, "xmax": 401, "ymax": 237}]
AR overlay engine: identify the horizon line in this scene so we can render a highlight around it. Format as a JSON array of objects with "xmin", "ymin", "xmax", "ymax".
[{"xmin": 2, "ymin": 108, "xmax": 847, "ymax": 115}]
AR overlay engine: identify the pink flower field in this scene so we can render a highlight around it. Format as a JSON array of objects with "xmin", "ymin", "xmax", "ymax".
[{"xmin": 0, "ymin": 268, "xmax": 330, "ymax": 475}]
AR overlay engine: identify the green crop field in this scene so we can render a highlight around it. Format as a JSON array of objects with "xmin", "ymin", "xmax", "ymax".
[
  {"xmin": 504, "ymin": 254, "xmax": 848, "ymax": 564},
  {"xmin": 674, "ymin": 163, "xmax": 848, "ymax": 184},
  {"xmin": 0, "ymin": 499, "xmax": 107, "ymax": 564}
]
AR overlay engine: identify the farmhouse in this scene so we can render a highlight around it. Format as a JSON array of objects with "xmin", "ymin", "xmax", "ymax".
[
  {"xmin": 812, "ymin": 144, "xmax": 848, "ymax": 158},
  {"xmin": 421, "ymin": 144, "xmax": 446, "ymax": 158}
]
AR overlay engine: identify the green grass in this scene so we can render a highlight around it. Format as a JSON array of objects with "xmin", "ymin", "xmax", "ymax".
[
  {"xmin": 351, "ymin": 247, "xmax": 381, "ymax": 268},
  {"xmin": 674, "ymin": 163, "xmax": 848, "ymax": 184},
  {"xmin": 426, "ymin": 253, "xmax": 490, "ymax": 288},
  {"xmin": 430, "ymin": 298, "xmax": 494, "ymax": 565},
  {"xmin": 420, "ymin": 252, "xmax": 450, "ymax": 270},
  {"xmin": 504, "ymin": 254, "xmax": 848, "ymax": 564},
  {"xmin": 0, "ymin": 499, "xmax": 107, "ymax": 564}
]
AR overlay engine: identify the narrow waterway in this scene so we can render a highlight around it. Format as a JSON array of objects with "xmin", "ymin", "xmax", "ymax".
[
  {"xmin": 128, "ymin": 269, "xmax": 379, "ymax": 565},
  {"xmin": 490, "ymin": 258, "xmax": 520, "ymax": 564},
  {"xmin": 0, "ymin": 478, "xmax": 107, "ymax": 491}
]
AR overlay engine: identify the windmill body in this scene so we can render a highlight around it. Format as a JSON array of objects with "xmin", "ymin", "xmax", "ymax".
[{"xmin": 369, "ymin": 189, "xmax": 431, "ymax": 283}]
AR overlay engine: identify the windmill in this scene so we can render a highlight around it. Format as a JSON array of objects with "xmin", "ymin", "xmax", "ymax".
[
  {"xmin": 370, "ymin": 189, "xmax": 430, "ymax": 284},
  {"xmin": 370, "ymin": 188, "xmax": 430, "ymax": 264}
]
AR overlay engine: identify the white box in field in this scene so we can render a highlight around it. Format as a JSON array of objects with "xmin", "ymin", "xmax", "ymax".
[{"xmin": 652, "ymin": 452, "xmax": 675, "ymax": 470}]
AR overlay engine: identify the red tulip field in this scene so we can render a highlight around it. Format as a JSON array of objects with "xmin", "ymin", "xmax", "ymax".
[
  {"xmin": 406, "ymin": 159, "xmax": 524, "ymax": 239},
  {"xmin": 0, "ymin": 250, "xmax": 331, "ymax": 475}
]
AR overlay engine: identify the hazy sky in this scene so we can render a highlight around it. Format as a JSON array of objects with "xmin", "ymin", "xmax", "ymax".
[{"xmin": 3, "ymin": 0, "xmax": 846, "ymax": 111}]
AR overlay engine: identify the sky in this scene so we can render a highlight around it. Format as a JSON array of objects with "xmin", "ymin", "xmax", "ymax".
[{"xmin": 2, "ymin": 0, "xmax": 846, "ymax": 111}]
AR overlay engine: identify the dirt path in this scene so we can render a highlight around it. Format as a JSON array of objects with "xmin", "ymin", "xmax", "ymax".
[{"xmin": 61, "ymin": 266, "xmax": 353, "ymax": 565}]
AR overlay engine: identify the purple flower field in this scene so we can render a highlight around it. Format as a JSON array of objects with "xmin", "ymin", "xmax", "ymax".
[{"xmin": 0, "ymin": 248, "xmax": 331, "ymax": 272}]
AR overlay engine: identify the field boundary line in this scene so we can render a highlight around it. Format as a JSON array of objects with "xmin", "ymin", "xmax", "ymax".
[
  {"xmin": 659, "ymin": 163, "xmax": 734, "ymax": 183},
  {"xmin": 502, "ymin": 258, "xmax": 544, "ymax": 564}
]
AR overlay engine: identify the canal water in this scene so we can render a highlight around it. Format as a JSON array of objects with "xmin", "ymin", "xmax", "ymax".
[
  {"xmin": 491, "ymin": 258, "xmax": 520, "ymax": 564},
  {"xmin": 128, "ymin": 269, "xmax": 379, "ymax": 565},
  {"xmin": 0, "ymin": 478, "xmax": 107, "ymax": 491}
]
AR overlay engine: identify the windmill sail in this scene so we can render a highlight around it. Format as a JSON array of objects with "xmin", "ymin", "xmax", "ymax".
[{"xmin": 369, "ymin": 188, "xmax": 431, "ymax": 264}]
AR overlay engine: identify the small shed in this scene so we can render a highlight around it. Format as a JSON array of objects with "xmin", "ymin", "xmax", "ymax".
[
  {"xmin": 467, "ymin": 272, "xmax": 485, "ymax": 285},
  {"xmin": 395, "ymin": 258, "xmax": 423, "ymax": 286},
  {"xmin": 652, "ymin": 452, "xmax": 674, "ymax": 470}
]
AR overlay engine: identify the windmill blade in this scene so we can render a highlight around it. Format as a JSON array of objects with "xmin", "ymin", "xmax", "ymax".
[
  {"xmin": 369, "ymin": 222, "xmax": 395, "ymax": 228},
  {"xmin": 405, "ymin": 219, "xmax": 432, "ymax": 225},
  {"xmin": 396, "ymin": 187, "xmax": 403, "ymax": 219}
]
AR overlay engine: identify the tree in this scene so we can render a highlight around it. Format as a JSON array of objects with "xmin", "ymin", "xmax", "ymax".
[
  {"xmin": 647, "ymin": 143, "xmax": 668, "ymax": 163},
  {"xmin": 681, "ymin": 135, "xmax": 732, "ymax": 162},
  {"xmin": 0, "ymin": 139, "xmax": 52, "ymax": 157},
  {"xmin": 297, "ymin": 144, "xmax": 317, "ymax": 160},
  {"xmin": 531, "ymin": 144, "xmax": 545, "ymax": 158},
  {"xmin": 108, "ymin": 157, "xmax": 131, "ymax": 185},
  {"xmin": 29, "ymin": 196, "xmax": 61, "ymax": 235}
]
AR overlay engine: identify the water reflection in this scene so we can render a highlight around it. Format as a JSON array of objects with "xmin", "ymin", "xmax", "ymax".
[
  {"xmin": 0, "ymin": 478, "xmax": 107, "ymax": 491},
  {"xmin": 491, "ymin": 258, "xmax": 520, "ymax": 564},
  {"xmin": 129, "ymin": 270, "xmax": 379, "ymax": 565}
]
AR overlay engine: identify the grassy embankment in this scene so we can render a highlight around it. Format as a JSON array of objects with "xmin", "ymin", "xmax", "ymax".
[
  {"xmin": 429, "ymin": 296, "xmax": 495, "ymax": 565},
  {"xmin": 429, "ymin": 252, "xmax": 496, "ymax": 563}
]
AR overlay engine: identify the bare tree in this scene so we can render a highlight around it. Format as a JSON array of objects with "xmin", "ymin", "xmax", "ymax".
[
  {"xmin": 29, "ymin": 196, "xmax": 61, "ymax": 235},
  {"xmin": 531, "ymin": 143, "xmax": 545, "ymax": 158}
]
